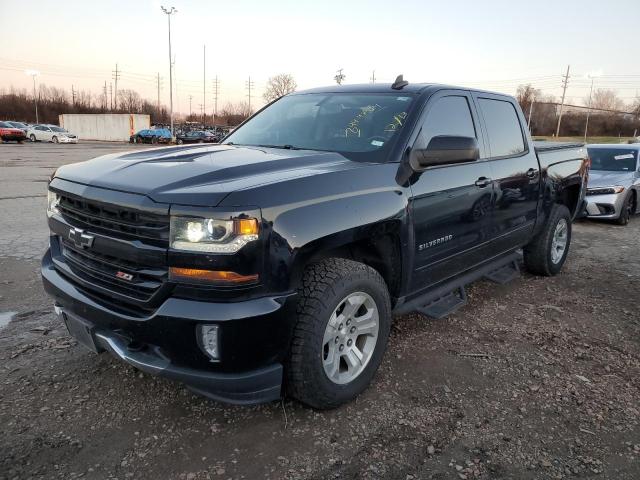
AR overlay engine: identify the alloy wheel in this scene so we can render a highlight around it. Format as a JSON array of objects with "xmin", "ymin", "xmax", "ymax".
[{"xmin": 322, "ymin": 292, "xmax": 379, "ymax": 385}]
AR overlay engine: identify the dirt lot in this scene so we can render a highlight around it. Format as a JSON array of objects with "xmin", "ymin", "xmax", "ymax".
[{"xmin": 1, "ymin": 142, "xmax": 639, "ymax": 480}]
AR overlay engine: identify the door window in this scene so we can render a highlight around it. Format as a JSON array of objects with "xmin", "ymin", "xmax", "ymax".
[
  {"xmin": 477, "ymin": 99, "xmax": 525, "ymax": 158},
  {"xmin": 419, "ymin": 96, "xmax": 476, "ymax": 146}
]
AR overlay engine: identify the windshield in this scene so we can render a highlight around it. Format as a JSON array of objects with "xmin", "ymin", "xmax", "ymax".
[
  {"xmin": 223, "ymin": 93, "xmax": 415, "ymax": 160},
  {"xmin": 588, "ymin": 148, "xmax": 638, "ymax": 172},
  {"xmin": 51, "ymin": 126, "xmax": 67, "ymax": 133}
]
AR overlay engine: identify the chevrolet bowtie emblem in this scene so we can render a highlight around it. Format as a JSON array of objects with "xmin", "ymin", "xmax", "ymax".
[{"xmin": 68, "ymin": 227, "xmax": 95, "ymax": 249}]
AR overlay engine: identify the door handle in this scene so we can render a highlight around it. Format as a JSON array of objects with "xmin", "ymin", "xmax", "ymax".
[
  {"xmin": 475, "ymin": 177, "xmax": 492, "ymax": 188},
  {"xmin": 526, "ymin": 168, "xmax": 539, "ymax": 178}
]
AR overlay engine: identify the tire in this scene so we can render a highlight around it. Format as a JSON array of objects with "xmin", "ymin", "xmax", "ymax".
[
  {"xmin": 614, "ymin": 193, "xmax": 633, "ymax": 226},
  {"xmin": 176, "ymin": 138, "xmax": 183, "ymax": 145},
  {"xmin": 524, "ymin": 204, "xmax": 572, "ymax": 276},
  {"xmin": 30, "ymin": 134, "xmax": 36, "ymax": 142},
  {"xmin": 286, "ymin": 258, "xmax": 391, "ymax": 409},
  {"xmin": 52, "ymin": 136, "xmax": 58, "ymax": 144}
]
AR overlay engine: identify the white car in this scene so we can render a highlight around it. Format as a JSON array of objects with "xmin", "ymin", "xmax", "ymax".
[{"xmin": 28, "ymin": 124, "xmax": 78, "ymax": 144}]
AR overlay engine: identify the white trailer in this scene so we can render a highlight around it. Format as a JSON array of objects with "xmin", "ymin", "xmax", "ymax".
[{"xmin": 58, "ymin": 114, "xmax": 151, "ymax": 142}]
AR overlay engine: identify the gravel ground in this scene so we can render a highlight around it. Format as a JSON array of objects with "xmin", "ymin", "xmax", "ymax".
[{"xmin": 0, "ymin": 143, "xmax": 639, "ymax": 479}]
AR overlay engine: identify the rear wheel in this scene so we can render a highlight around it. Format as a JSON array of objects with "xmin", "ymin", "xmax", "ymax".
[
  {"xmin": 52, "ymin": 136, "xmax": 59, "ymax": 144},
  {"xmin": 524, "ymin": 204, "xmax": 571, "ymax": 276},
  {"xmin": 286, "ymin": 258, "xmax": 391, "ymax": 409},
  {"xmin": 615, "ymin": 193, "xmax": 633, "ymax": 226}
]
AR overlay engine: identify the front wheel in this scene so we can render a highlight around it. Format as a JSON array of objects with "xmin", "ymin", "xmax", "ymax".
[
  {"xmin": 615, "ymin": 193, "xmax": 633, "ymax": 226},
  {"xmin": 52, "ymin": 136, "xmax": 58, "ymax": 144},
  {"xmin": 524, "ymin": 204, "xmax": 572, "ymax": 276},
  {"xmin": 286, "ymin": 258, "xmax": 391, "ymax": 409},
  {"xmin": 30, "ymin": 134, "xmax": 36, "ymax": 142}
]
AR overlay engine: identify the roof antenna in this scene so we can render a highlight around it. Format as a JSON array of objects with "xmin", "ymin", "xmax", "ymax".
[{"xmin": 391, "ymin": 74, "xmax": 408, "ymax": 90}]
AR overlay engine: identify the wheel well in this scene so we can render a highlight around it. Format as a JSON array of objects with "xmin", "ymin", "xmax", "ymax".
[
  {"xmin": 294, "ymin": 232, "xmax": 402, "ymax": 305},
  {"xmin": 558, "ymin": 184, "xmax": 581, "ymax": 218}
]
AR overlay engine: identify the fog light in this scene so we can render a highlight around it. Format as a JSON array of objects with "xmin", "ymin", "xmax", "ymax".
[{"xmin": 197, "ymin": 324, "xmax": 219, "ymax": 361}]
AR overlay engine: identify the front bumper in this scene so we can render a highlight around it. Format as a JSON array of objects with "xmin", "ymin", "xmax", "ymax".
[
  {"xmin": 58, "ymin": 137, "xmax": 78, "ymax": 144},
  {"xmin": 584, "ymin": 192, "xmax": 626, "ymax": 219},
  {"xmin": 42, "ymin": 249, "xmax": 293, "ymax": 404},
  {"xmin": 1, "ymin": 134, "xmax": 26, "ymax": 142}
]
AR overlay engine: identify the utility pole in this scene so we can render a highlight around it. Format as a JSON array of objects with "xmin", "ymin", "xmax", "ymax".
[
  {"xmin": 370, "ymin": 70, "xmax": 376, "ymax": 84},
  {"xmin": 112, "ymin": 63, "xmax": 120, "ymax": 110},
  {"xmin": 25, "ymin": 70, "xmax": 39, "ymax": 123},
  {"xmin": 161, "ymin": 6, "xmax": 178, "ymax": 137},
  {"xmin": 584, "ymin": 76, "xmax": 595, "ymax": 142},
  {"xmin": 527, "ymin": 95, "xmax": 535, "ymax": 133},
  {"xmin": 334, "ymin": 68, "xmax": 345, "ymax": 85},
  {"xmin": 156, "ymin": 73, "xmax": 162, "ymax": 114},
  {"xmin": 245, "ymin": 76, "xmax": 255, "ymax": 112},
  {"xmin": 109, "ymin": 83, "xmax": 113, "ymax": 110},
  {"xmin": 71, "ymin": 85, "xmax": 76, "ymax": 106},
  {"xmin": 555, "ymin": 65, "xmax": 570, "ymax": 137},
  {"xmin": 189, "ymin": 95, "xmax": 193, "ymax": 117},
  {"xmin": 103, "ymin": 81, "xmax": 107, "ymax": 111},
  {"xmin": 203, "ymin": 44, "xmax": 206, "ymax": 125},
  {"xmin": 212, "ymin": 75, "xmax": 219, "ymax": 123}
]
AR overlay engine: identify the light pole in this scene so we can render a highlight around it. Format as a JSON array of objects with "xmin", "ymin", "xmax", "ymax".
[
  {"xmin": 161, "ymin": 6, "xmax": 177, "ymax": 138},
  {"xmin": 25, "ymin": 70, "xmax": 40, "ymax": 123}
]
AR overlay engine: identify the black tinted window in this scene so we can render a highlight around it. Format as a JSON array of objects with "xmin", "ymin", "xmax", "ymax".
[
  {"xmin": 420, "ymin": 96, "xmax": 476, "ymax": 145},
  {"xmin": 478, "ymin": 98, "xmax": 525, "ymax": 157}
]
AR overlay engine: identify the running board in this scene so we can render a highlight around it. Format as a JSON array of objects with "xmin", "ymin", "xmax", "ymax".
[
  {"xmin": 484, "ymin": 260, "xmax": 520, "ymax": 285},
  {"xmin": 416, "ymin": 287, "xmax": 467, "ymax": 319},
  {"xmin": 393, "ymin": 251, "xmax": 522, "ymax": 319}
]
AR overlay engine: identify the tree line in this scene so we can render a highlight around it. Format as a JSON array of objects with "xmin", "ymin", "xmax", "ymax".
[
  {"xmin": 0, "ymin": 73, "xmax": 299, "ymax": 127},
  {"xmin": 516, "ymin": 84, "xmax": 640, "ymax": 137}
]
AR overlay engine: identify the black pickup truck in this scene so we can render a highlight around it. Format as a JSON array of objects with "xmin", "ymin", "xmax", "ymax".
[{"xmin": 42, "ymin": 78, "xmax": 588, "ymax": 409}]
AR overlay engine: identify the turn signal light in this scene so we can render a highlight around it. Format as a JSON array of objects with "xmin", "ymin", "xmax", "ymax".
[
  {"xmin": 235, "ymin": 218, "xmax": 259, "ymax": 236},
  {"xmin": 169, "ymin": 267, "xmax": 259, "ymax": 285}
]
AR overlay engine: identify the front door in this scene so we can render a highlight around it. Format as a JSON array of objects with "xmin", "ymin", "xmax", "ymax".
[{"xmin": 408, "ymin": 92, "xmax": 494, "ymax": 295}]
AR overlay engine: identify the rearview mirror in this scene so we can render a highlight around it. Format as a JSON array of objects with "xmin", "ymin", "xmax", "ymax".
[{"xmin": 410, "ymin": 135, "xmax": 479, "ymax": 171}]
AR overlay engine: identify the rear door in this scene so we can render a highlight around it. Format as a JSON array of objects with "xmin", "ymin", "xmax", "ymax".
[
  {"xmin": 408, "ymin": 90, "xmax": 495, "ymax": 294},
  {"xmin": 472, "ymin": 93, "xmax": 540, "ymax": 251}
]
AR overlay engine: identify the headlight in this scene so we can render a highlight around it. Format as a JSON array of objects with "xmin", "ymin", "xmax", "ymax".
[
  {"xmin": 587, "ymin": 186, "xmax": 625, "ymax": 195},
  {"xmin": 170, "ymin": 216, "xmax": 259, "ymax": 253},
  {"xmin": 47, "ymin": 190, "xmax": 60, "ymax": 217}
]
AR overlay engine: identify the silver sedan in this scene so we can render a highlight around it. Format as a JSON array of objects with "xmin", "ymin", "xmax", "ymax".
[{"xmin": 585, "ymin": 144, "xmax": 640, "ymax": 225}]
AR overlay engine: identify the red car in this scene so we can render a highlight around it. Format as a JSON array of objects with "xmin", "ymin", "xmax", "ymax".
[{"xmin": 0, "ymin": 121, "xmax": 27, "ymax": 143}]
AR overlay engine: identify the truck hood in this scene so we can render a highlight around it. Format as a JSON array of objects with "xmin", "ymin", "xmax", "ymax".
[
  {"xmin": 54, "ymin": 144, "xmax": 363, "ymax": 206},
  {"xmin": 588, "ymin": 170, "xmax": 635, "ymax": 188}
]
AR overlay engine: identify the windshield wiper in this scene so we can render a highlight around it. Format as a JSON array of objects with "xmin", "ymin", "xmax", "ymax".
[{"xmin": 255, "ymin": 144, "xmax": 300, "ymax": 150}]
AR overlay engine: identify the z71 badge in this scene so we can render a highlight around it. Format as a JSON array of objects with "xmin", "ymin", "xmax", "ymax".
[{"xmin": 418, "ymin": 234, "xmax": 453, "ymax": 251}]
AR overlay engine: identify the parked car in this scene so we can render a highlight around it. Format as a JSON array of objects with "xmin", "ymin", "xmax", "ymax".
[
  {"xmin": 176, "ymin": 130, "xmax": 219, "ymax": 144},
  {"xmin": 43, "ymin": 80, "xmax": 588, "ymax": 409},
  {"xmin": 0, "ymin": 121, "xmax": 27, "ymax": 143},
  {"xmin": 5, "ymin": 121, "xmax": 30, "ymax": 133},
  {"xmin": 129, "ymin": 128, "xmax": 172, "ymax": 144},
  {"xmin": 584, "ymin": 144, "xmax": 640, "ymax": 225},
  {"xmin": 28, "ymin": 124, "xmax": 78, "ymax": 143}
]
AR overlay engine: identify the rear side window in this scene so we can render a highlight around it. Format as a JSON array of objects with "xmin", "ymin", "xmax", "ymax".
[
  {"xmin": 478, "ymin": 98, "xmax": 525, "ymax": 157},
  {"xmin": 420, "ymin": 96, "xmax": 476, "ymax": 145}
]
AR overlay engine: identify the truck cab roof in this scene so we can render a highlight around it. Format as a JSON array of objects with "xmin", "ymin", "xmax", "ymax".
[{"xmin": 293, "ymin": 82, "xmax": 515, "ymax": 99}]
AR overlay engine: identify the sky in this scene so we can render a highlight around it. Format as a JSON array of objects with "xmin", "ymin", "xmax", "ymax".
[{"xmin": 1, "ymin": 0, "xmax": 638, "ymax": 115}]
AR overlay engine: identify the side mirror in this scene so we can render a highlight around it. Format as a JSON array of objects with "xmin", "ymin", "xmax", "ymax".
[{"xmin": 409, "ymin": 135, "xmax": 479, "ymax": 171}]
